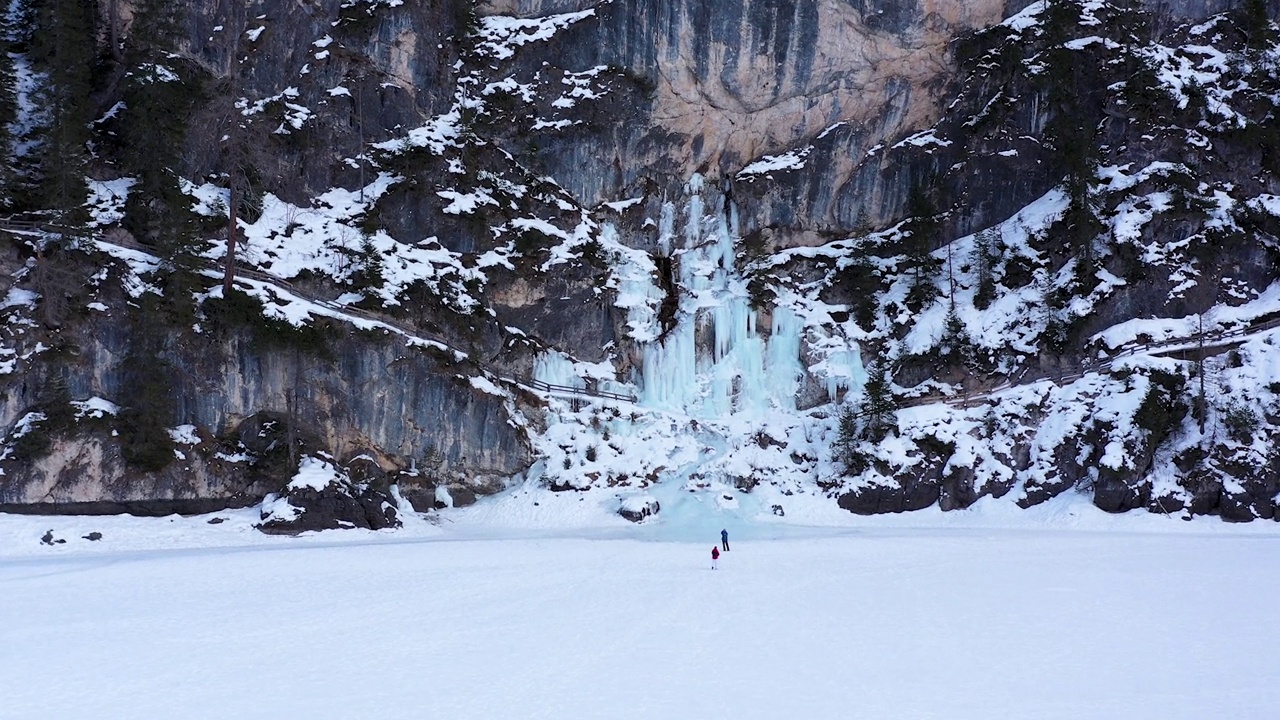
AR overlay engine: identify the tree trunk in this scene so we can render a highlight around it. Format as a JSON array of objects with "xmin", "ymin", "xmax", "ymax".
[
  {"xmin": 223, "ymin": 183, "xmax": 237, "ymax": 294},
  {"xmin": 108, "ymin": 0, "xmax": 123, "ymax": 62}
]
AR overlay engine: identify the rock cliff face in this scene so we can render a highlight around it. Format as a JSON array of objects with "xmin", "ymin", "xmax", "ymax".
[
  {"xmin": 2, "ymin": 0, "xmax": 1279, "ymax": 521},
  {"xmin": 475, "ymin": 0, "xmax": 1010, "ymax": 206},
  {"xmin": 0, "ymin": 257, "xmax": 527, "ymax": 511},
  {"xmin": 168, "ymin": 0, "xmax": 463, "ymax": 200},
  {"xmin": 160, "ymin": 0, "xmax": 1025, "ymax": 236}
]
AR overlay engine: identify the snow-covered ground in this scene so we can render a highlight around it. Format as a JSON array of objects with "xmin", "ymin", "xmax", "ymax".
[{"xmin": 3, "ymin": 495, "xmax": 1278, "ymax": 720}]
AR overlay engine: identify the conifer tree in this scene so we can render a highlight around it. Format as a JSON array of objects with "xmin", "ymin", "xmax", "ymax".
[
  {"xmin": 835, "ymin": 405, "xmax": 863, "ymax": 474},
  {"xmin": 16, "ymin": 0, "xmax": 98, "ymax": 327},
  {"xmin": 1040, "ymin": 0, "xmax": 1104, "ymax": 263},
  {"xmin": 3, "ymin": 0, "xmax": 42, "ymax": 213},
  {"xmin": 28, "ymin": 0, "xmax": 95, "ymax": 232},
  {"xmin": 940, "ymin": 304, "xmax": 974, "ymax": 370},
  {"xmin": 1111, "ymin": 0, "xmax": 1167, "ymax": 123},
  {"xmin": 1240, "ymin": 0, "xmax": 1275, "ymax": 50},
  {"xmin": 902, "ymin": 180, "xmax": 941, "ymax": 310},
  {"xmin": 119, "ymin": 0, "xmax": 203, "ymax": 273},
  {"xmin": 348, "ymin": 234, "xmax": 387, "ymax": 290},
  {"xmin": 0, "ymin": 11, "xmax": 20, "ymax": 210},
  {"xmin": 212, "ymin": 3, "xmax": 266, "ymax": 295},
  {"xmin": 973, "ymin": 228, "xmax": 997, "ymax": 310},
  {"xmin": 857, "ymin": 363, "xmax": 897, "ymax": 443},
  {"xmin": 834, "ymin": 363, "xmax": 899, "ymax": 475}
]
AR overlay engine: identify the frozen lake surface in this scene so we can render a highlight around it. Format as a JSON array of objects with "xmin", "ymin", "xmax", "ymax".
[{"xmin": 2, "ymin": 496, "xmax": 1278, "ymax": 719}]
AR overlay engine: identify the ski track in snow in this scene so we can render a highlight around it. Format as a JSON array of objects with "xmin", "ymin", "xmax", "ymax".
[{"xmin": 2, "ymin": 497, "xmax": 1279, "ymax": 720}]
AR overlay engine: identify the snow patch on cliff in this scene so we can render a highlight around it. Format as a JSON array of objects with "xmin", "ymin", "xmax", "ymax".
[{"xmin": 476, "ymin": 9, "xmax": 599, "ymax": 61}]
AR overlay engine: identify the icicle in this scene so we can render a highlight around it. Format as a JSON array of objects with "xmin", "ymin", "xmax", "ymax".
[
  {"xmin": 765, "ymin": 306, "xmax": 805, "ymax": 412},
  {"xmin": 605, "ymin": 223, "xmax": 664, "ymax": 343},
  {"xmin": 641, "ymin": 323, "xmax": 697, "ymax": 410},
  {"xmin": 534, "ymin": 352, "xmax": 585, "ymax": 390},
  {"xmin": 822, "ymin": 346, "xmax": 867, "ymax": 402},
  {"xmin": 736, "ymin": 334, "xmax": 767, "ymax": 416},
  {"xmin": 713, "ymin": 305, "xmax": 732, "ymax": 362},
  {"xmin": 714, "ymin": 201, "xmax": 735, "ymax": 271},
  {"xmin": 685, "ymin": 174, "xmax": 704, "ymax": 251},
  {"xmin": 658, "ymin": 202, "xmax": 675, "ymax": 256}
]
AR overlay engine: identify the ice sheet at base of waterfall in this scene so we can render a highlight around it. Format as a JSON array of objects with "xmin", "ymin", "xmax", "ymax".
[{"xmin": 2, "ymin": 508, "xmax": 1278, "ymax": 720}]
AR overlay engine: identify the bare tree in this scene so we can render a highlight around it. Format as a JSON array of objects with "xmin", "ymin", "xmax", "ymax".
[
  {"xmin": 105, "ymin": 0, "xmax": 124, "ymax": 62},
  {"xmin": 221, "ymin": 8, "xmax": 244, "ymax": 295}
]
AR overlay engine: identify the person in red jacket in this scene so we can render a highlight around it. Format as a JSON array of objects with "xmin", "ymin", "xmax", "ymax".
[{"xmin": 711, "ymin": 546, "xmax": 720, "ymax": 569}]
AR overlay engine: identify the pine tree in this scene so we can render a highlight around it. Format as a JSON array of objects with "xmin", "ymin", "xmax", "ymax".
[
  {"xmin": 349, "ymin": 234, "xmax": 386, "ymax": 290},
  {"xmin": 28, "ymin": 0, "xmax": 96, "ymax": 233},
  {"xmin": 973, "ymin": 228, "xmax": 997, "ymax": 310},
  {"xmin": 4, "ymin": 0, "xmax": 42, "ymax": 213},
  {"xmin": 1040, "ymin": 0, "xmax": 1103, "ymax": 263},
  {"xmin": 834, "ymin": 363, "xmax": 899, "ymax": 473},
  {"xmin": 903, "ymin": 180, "xmax": 940, "ymax": 310},
  {"xmin": 118, "ymin": 0, "xmax": 203, "ymax": 273},
  {"xmin": 1240, "ymin": 0, "xmax": 1275, "ymax": 50},
  {"xmin": 842, "ymin": 257, "xmax": 880, "ymax": 329},
  {"xmin": 857, "ymin": 363, "xmax": 898, "ymax": 443},
  {"xmin": 940, "ymin": 304, "xmax": 974, "ymax": 370},
  {"xmin": 213, "ymin": 4, "xmax": 268, "ymax": 295},
  {"xmin": 835, "ymin": 405, "xmax": 867, "ymax": 475},
  {"xmin": 20, "ymin": 0, "xmax": 96, "ymax": 327},
  {"xmin": 1111, "ymin": 0, "xmax": 1167, "ymax": 123},
  {"xmin": 0, "ymin": 11, "xmax": 20, "ymax": 210}
]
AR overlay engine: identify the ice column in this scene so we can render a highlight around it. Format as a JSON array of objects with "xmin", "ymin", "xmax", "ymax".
[
  {"xmin": 641, "ymin": 322, "xmax": 697, "ymax": 410},
  {"xmin": 823, "ymin": 346, "xmax": 867, "ymax": 401},
  {"xmin": 605, "ymin": 223, "xmax": 664, "ymax": 344},
  {"xmin": 765, "ymin": 306, "xmax": 805, "ymax": 412}
]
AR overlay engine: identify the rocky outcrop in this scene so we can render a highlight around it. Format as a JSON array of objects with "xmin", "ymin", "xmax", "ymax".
[
  {"xmin": 168, "ymin": 0, "xmax": 465, "ymax": 202},
  {"xmin": 837, "ymin": 478, "xmax": 938, "ymax": 514},
  {"xmin": 0, "ymin": 251, "xmax": 531, "ymax": 512},
  {"xmin": 144, "ymin": 0, "xmax": 1277, "ymax": 276},
  {"xmin": 257, "ymin": 456, "xmax": 401, "ymax": 533},
  {"xmin": 0, "ymin": 431, "xmax": 279, "ymax": 514},
  {"xmin": 617, "ymin": 494, "xmax": 660, "ymax": 522}
]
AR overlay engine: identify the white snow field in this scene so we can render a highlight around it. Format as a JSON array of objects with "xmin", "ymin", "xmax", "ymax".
[{"xmin": 3, "ymin": 496, "xmax": 1279, "ymax": 720}]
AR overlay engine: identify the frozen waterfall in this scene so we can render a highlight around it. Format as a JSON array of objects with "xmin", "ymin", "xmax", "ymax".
[{"xmin": 638, "ymin": 175, "xmax": 805, "ymax": 418}]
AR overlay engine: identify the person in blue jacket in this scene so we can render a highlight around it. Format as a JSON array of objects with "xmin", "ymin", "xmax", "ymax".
[{"xmin": 721, "ymin": 528, "xmax": 729, "ymax": 551}]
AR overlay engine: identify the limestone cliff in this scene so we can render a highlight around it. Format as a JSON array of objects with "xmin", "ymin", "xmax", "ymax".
[{"xmin": 1, "ymin": 0, "xmax": 1278, "ymax": 522}]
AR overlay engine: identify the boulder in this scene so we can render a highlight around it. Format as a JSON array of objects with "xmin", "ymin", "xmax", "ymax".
[
  {"xmin": 838, "ymin": 441, "xmax": 948, "ymax": 515},
  {"xmin": 1092, "ymin": 471, "xmax": 1151, "ymax": 514},
  {"xmin": 618, "ymin": 495, "xmax": 660, "ymax": 523},
  {"xmin": 939, "ymin": 463, "xmax": 978, "ymax": 511},
  {"xmin": 838, "ymin": 476, "xmax": 940, "ymax": 514},
  {"xmin": 257, "ymin": 456, "xmax": 400, "ymax": 534}
]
